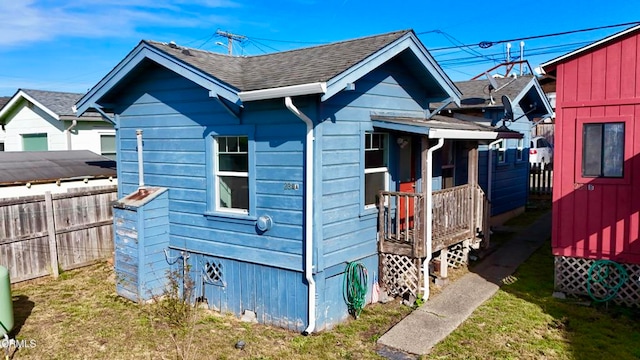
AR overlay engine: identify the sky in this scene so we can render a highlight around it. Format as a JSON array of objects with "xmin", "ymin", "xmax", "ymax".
[{"xmin": 0, "ymin": 0, "xmax": 638, "ymax": 96}]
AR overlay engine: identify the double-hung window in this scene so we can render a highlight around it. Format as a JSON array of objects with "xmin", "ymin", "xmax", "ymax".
[
  {"xmin": 582, "ymin": 122, "xmax": 624, "ymax": 178},
  {"xmin": 205, "ymin": 126, "xmax": 255, "ymax": 219},
  {"xmin": 364, "ymin": 132, "xmax": 388, "ymax": 208},
  {"xmin": 215, "ymin": 136, "xmax": 249, "ymax": 213}
]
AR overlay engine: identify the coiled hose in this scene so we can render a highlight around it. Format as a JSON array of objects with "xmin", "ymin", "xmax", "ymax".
[
  {"xmin": 586, "ymin": 259, "xmax": 628, "ymax": 303},
  {"xmin": 343, "ymin": 262, "xmax": 368, "ymax": 318}
]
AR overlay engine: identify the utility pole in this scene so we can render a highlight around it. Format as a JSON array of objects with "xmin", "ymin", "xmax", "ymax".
[{"xmin": 216, "ymin": 30, "xmax": 246, "ymax": 55}]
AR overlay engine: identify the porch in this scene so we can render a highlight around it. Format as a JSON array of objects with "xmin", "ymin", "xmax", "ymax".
[{"xmin": 376, "ymin": 183, "xmax": 491, "ymax": 299}]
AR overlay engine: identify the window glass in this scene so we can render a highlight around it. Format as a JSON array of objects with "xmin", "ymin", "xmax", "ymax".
[
  {"xmin": 100, "ymin": 134, "xmax": 116, "ymax": 160},
  {"xmin": 22, "ymin": 133, "xmax": 48, "ymax": 151},
  {"xmin": 582, "ymin": 123, "xmax": 623, "ymax": 178},
  {"xmin": 364, "ymin": 132, "xmax": 388, "ymax": 207},
  {"xmin": 216, "ymin": 136, "xmax": 249, "ymax": 212}
]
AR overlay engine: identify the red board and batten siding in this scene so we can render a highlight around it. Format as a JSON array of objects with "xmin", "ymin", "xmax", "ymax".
[{"xmin": 552, "ymin": 31, "xmax": 640, "ymax": 263}]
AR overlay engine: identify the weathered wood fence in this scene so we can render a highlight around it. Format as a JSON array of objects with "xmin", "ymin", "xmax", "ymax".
[
  {"xmin": 530, "ymin": 163, "xmax": 553, "ymax": 197},
  {"xmin": 0, "ymin": 186, "xmax": 117, "ymax": 283}
]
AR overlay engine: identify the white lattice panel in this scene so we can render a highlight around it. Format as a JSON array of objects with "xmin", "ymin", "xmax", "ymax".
[
  {"xmin": 555, "ymin": 256, "xmax": 640, "ymax": 307},
  {"xmin": 381, "ymin": 253, "xmax": 421, "ymax": 299}
]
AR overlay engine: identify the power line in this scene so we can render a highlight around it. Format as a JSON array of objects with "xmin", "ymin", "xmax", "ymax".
[{"xmin": 429, "ymin": 21, "xmax": 640, "ymax": 51}]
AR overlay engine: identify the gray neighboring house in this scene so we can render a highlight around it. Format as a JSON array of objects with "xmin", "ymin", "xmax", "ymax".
[{"xmin": 0, "ymin": 89, "xmax": 115, "ymax": 157}]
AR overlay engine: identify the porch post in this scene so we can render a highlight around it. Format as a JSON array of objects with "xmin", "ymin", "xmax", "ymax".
[
  {"xmin": 468, "ymin": 144, "xmax": 479, "ymax": 238},
  {"xmin": 421, "ymin": 136, "xmax": 429, "ymax": 257}
]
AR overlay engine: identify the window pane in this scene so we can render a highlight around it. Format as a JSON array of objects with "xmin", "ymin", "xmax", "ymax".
[
  {"xmin": 218, "ymin": 137, "xmax": 227, "ymax": 152},
  {"xmin": 227, "ymin": 136, "xmax": 238, "ymax": 152},
  {"xmin": 239, "ymin": 136, "xmax": 248, "ymax": 152},
  {"xmin": 583, "ymin": 124, "xmax": 603, "ymax": 177},
  {"xmin": 22, "ymin": 133, "xmax": 48, "ymax": 151},
  {"xmin": 218, "ymin": 176, "xmax": 249, "ymax": 210},
  {"xmin": 603, "ymin": 123, "xmax": 624, "ymax": 177},
  {"xmin": 365, "ymin": 172, "xmax": 385, "ymax": 206},
  {"xmin": 365, "ymin": 149, "xmax": 385, "ymax": 168},
  {"xmin": 219, "ymin": 154, "xmax": 248, "ymax": 172},
  {"xmin": 0, "ymin": 142, "xmax": 4, "ymax": 152}
]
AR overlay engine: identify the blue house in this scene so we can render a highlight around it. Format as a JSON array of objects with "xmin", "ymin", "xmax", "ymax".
[
  {"xmin": 76, "ymin": 30, "xmax": 500, "ymax": 333},
  {"xmin": 434, "ymin": 75, "xmax": 553, "ymax": 224}
]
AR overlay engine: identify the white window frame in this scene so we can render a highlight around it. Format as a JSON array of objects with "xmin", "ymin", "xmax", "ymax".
[
  {"xmin": 215, "ymin": 135, "xmax": 249, "ymax": 214},
  {"xmin": 364, "ymin": 132, "xmax": 389, "ymax": 209},
  {"xmin": 516, "ymin": 138, "xmax": 524, "ymax": 161},
  {"xmin": 497, "ymin": 139, "xmax": 506, "ymax": 163}
]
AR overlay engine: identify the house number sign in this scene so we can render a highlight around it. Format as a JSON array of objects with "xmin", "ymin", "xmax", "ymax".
[{"xmin": 284, "ymin": 183, "xmax": 299, "ymax": 190}]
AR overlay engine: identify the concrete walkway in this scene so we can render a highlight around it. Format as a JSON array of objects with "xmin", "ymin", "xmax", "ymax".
[{"xmin": 377, "ymin": 211, "xmax": 552, "ymax": 358}]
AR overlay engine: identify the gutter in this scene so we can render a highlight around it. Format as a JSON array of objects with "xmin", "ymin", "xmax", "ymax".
[
  {"xmin": 423, "ymin": 137, "xmax": 444, "ymax": 300},
  {"xmin": 240, "ymin": 83, "xmax": 326, "ymax": 102},
  {"xmin": 65, "ymin": 119, "xmax": 77, "ymax": 150},
  {"xmin": 284, "ymin": 96, "xmax": 316, "ymax": 335}
]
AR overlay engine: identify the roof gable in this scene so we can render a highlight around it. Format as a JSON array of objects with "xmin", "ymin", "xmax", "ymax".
[
  {"xmin": 541, "ymin": 24, "xmax": 640, "ymax": 71},
  {"xmin": 0, "ymin": 89, "xmax": 103, "ymax": 123},
  {"xmin": 76, "ymin": 30, "xmax": 461, "ymax": 114},
  {"xmin": 434, "ymin": 75, "xmax": 553, "ymax": 118}
]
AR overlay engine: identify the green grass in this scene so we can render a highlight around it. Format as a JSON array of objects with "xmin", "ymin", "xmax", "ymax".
[
  {"xmin": 9, "ymin": 199, "xmax": 640, "ymax": 359},
  {"xmin": 429, "ymin": 233, "xmax": 640, "ymax": 360}
]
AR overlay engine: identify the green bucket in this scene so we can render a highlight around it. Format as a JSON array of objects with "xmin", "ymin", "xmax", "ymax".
[{"xmin": 0, "ymin": 266, "xmax": 13, "ymax": 336}]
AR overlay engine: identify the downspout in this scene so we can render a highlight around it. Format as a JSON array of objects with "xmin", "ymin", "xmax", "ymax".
[
  {"xmin": 487, "ymin": 139, "xmax": 502, "ymax": 203},
  {"xmin": 424, "ymin": 137, "xmax": 444, "ymax": 301},
  {"xmin": 65, "ymin": 119, "xmax": 77, "ymax": 150},
  {"xmin": 284, "ymin": 96, "xmax": 315, "ymax": 335},
  {"xmin": 136, "ymin": 129, "xmax": 145, "ymax": 188}
]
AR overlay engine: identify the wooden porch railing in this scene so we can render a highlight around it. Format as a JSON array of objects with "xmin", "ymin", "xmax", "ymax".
[
  {"xmin": 377, "ymin": 191, "xmax": 425, "ymax": 258},
  {"xmin": 378, "ymin": 184, "xmax": 490, "ymax": 257}
]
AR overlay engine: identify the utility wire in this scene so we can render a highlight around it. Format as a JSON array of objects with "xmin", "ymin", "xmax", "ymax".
[{"xmin": 429, "ymin": 21, "xmax": 640, "ymax": 51}]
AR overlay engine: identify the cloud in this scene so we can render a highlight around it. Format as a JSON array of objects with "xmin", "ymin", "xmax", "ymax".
[{"xmin": 0, "ymin": 0, "xmax": 240, "ymax": 48}]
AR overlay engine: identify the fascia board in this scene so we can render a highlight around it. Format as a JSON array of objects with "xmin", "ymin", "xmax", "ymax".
[
  {"xmin": 429, "ymin": 128, "xmax": 498, "ymax": 140},
  {"xmin": 322, "ymin": 33, "xmax": 462, "ymax": 105},
  {"xmin": 76, "ymin": 42, "xmax": 240, "ymax": 114},
  {"xmin": 0, "ymin": 90, "xmax": 59, "ymax": 121}
]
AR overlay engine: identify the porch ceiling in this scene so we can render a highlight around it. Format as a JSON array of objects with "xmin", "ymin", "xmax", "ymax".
[{"xmin": 371, "ymin": 114, "xmax": 498, "ymax": 140}]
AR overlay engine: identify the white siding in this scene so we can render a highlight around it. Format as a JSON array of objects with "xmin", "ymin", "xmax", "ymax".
[{"xmin": 1, "ymin": 103, "xmax": 114, "ymax": 153}]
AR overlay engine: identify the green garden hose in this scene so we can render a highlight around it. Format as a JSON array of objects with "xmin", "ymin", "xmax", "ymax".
[
  {"xmin": 586, "ymin": 259, "xmax": 628, "ymax": 303},
  {"xmin": 343, "ymin": 262, "xmax": 368, "ymax": 319}
]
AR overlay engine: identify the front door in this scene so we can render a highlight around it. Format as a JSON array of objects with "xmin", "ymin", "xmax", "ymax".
[{"xmin": 398, "ymin": 136, "xmax": 416, "ymax": 230}]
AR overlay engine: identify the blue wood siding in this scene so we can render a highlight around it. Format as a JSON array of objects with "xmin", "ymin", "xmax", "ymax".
[
  {"xmin": 114, "ymin": 207, "xmax": 139, "ymax": 301},
  {"xmin": 112, "ymin": 64, "xmax": 305, "ymax": 273},
  {"xmin": 113, "ymin": 189, "xmax": 170, "ymax": 301},
  {"xmin": 190, "ymin": 252, "xmax": 307, "ymax": 331},
  {"xmin": 477, "ymin": 109, "xmax": 531, "ymax": 216},
  {"xmin": 319, "ymin": 59, "xmax": 425, "ymax": 270}
]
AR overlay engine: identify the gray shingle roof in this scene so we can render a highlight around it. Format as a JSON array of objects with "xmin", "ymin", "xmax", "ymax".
[
  {"xmin": 432, "ymin": 76, "xmax": 534, "ymax": 110},
  {"xmin": 21, "ymin": 89, "xmax": 85, "ymax": 117},
  {"xmin": 147, "ymin": 30, "xmax": 411, "ymax": 91},
  {"xmin": 371, "ymin": 114, "xmax": 496, "ymax": 132},
  {"xmin": 0, "ymin": 97, "xmax": 10, "ymax": 110},
  {"xmin": 0, "ymin": 150, "xmax": 116, "ymax": 185}
]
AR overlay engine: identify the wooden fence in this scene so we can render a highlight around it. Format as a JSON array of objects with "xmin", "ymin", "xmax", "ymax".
[
  {"xmin": 0, "ymin": 186, "xmax": 117, "ymax": 283},
  {"xmin": 530, "ymin": 163, "xmax": 553, "ymax": 197}
]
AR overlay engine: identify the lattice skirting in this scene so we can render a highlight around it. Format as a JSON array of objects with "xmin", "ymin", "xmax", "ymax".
[
  {"xmin": 380, "ymin": 253, "xmax": 422, "ymax": 299},
  {"xmin": 446, "ymin": 242, "xmax": 468, "ymax": 269},
  {"xmin": 555, "ymin": 256, "xmax": 640, "ymax": 307}
]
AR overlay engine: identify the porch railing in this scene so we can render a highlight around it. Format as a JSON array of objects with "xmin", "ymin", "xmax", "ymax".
[
  {"xmin": 432, "ymin": 184, "xmax": 489, "ymax": 251},
  {"xmin": 377, "ymin": 191, "xmax": 425, "ymax": 258},
  {"xmin": 377, "ymin": 184, "xmax": 489, "ymax": 257}
]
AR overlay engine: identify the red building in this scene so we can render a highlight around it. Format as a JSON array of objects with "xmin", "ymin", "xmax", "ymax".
[{"xmin": 542, "ymin": 24, "xmax": 640, "ymax": 305}]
